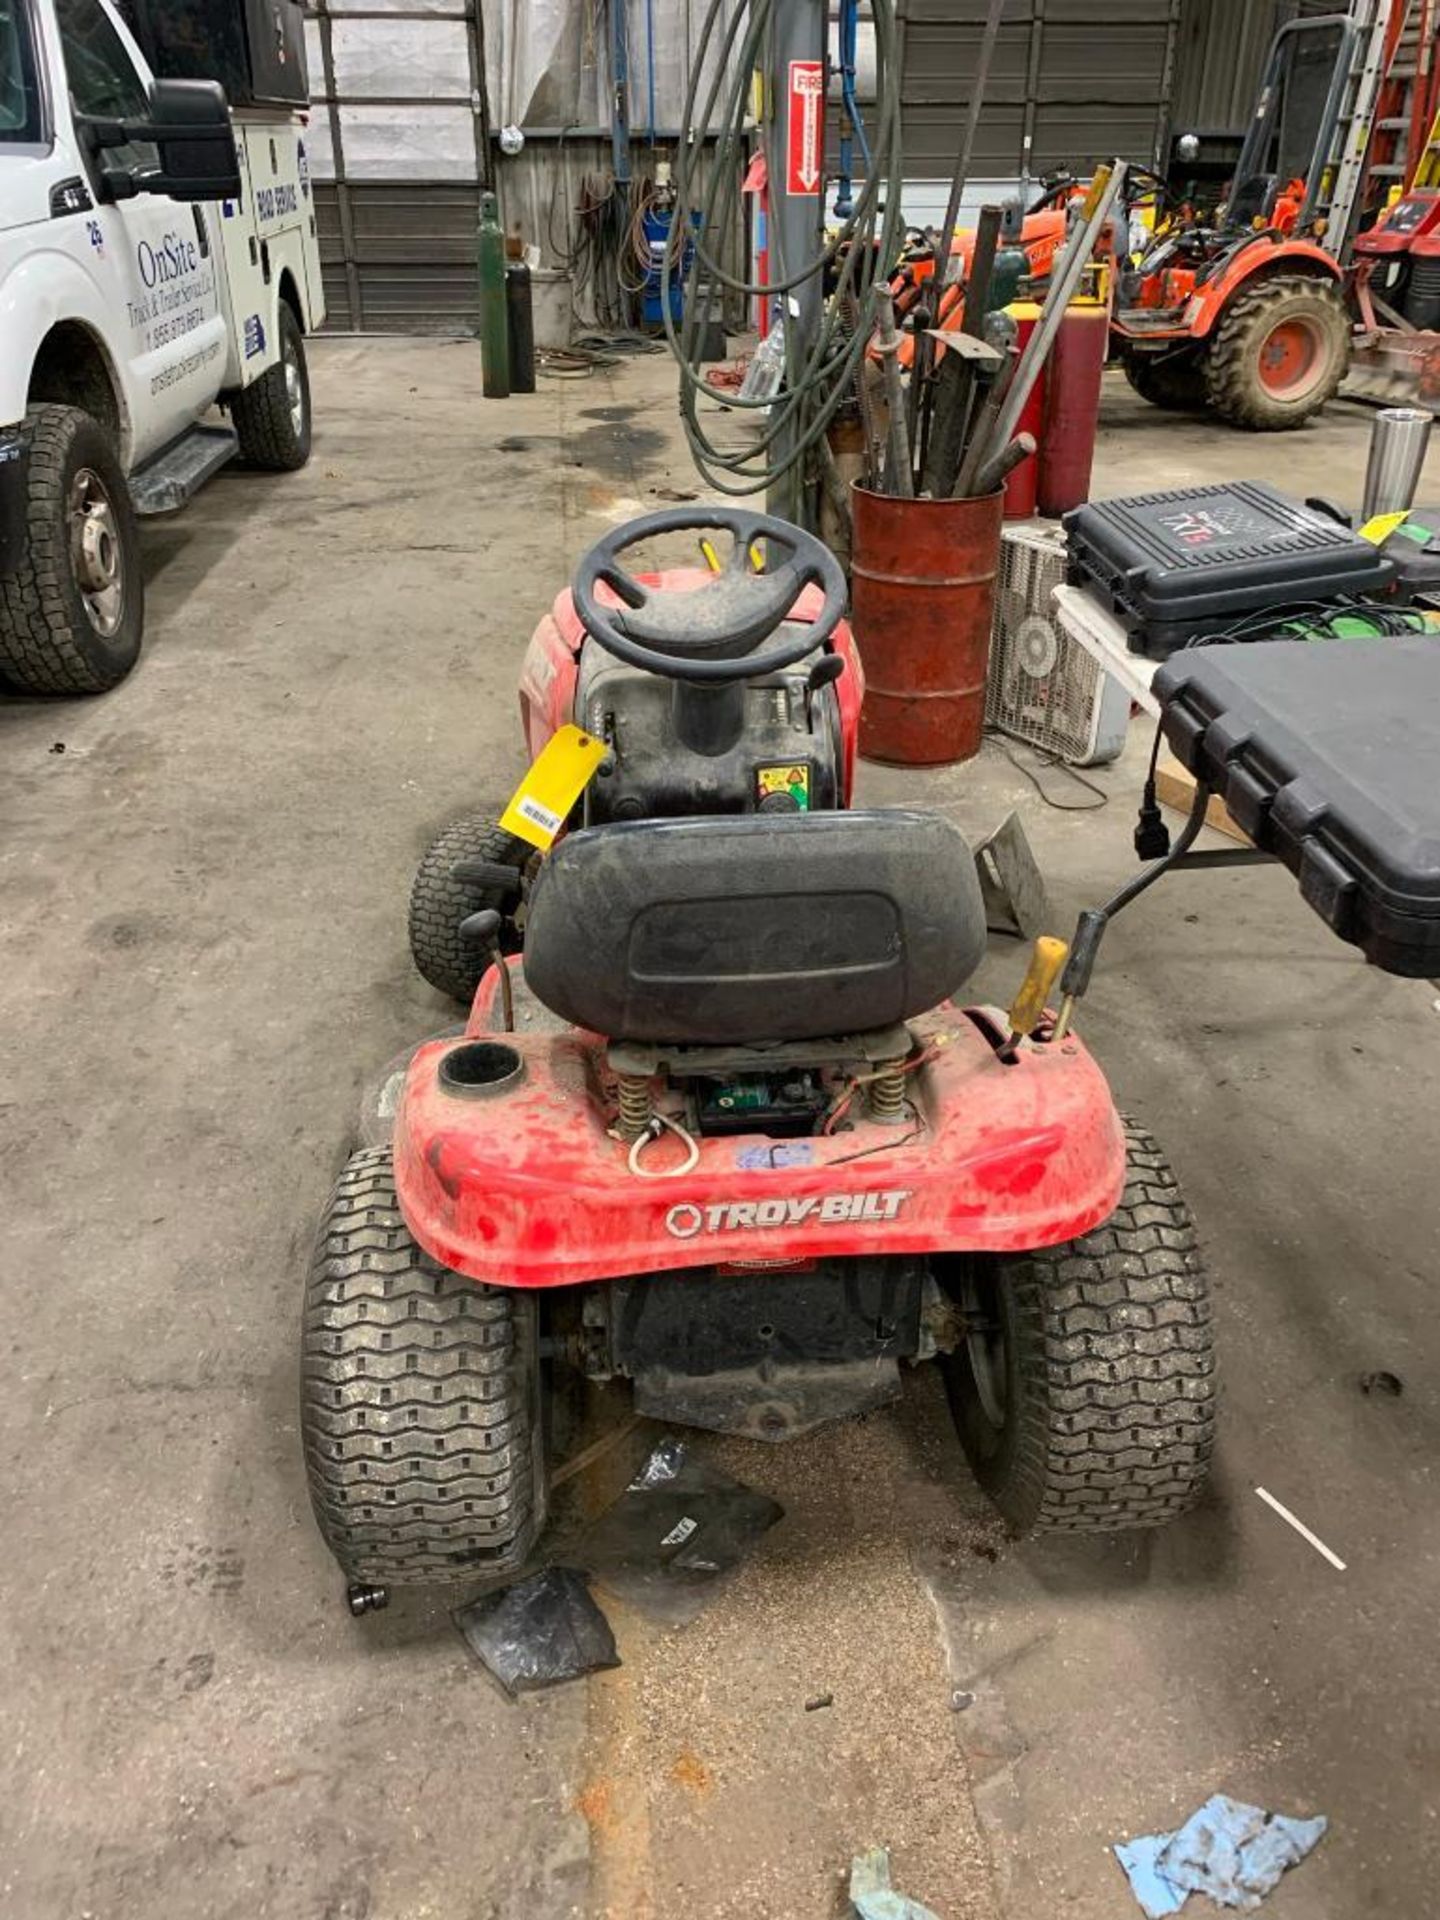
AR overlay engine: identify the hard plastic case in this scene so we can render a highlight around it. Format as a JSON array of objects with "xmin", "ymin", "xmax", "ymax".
[
  {"xmin": 1155, "ymin": 637, "xmax": 1440, "ymax": 977},
  {"xmin": 1064, "ymin": 482, "xmax": 1395, "ymax": 659}
]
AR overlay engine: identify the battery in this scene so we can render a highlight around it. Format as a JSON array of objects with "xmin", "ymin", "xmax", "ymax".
[{"xmin": 1064, "ymin": 481, "xmax": 1396, "ymax": 659}]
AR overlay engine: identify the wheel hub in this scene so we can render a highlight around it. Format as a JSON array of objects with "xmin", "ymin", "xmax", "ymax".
[
  {"xmin": 68, "ymin": 468, "xmax": 124, "ymax": 637},
  {"xmin": 285, "ymin": 351, "xmax": 304, "ymax": 436},
  {"xmin": 1258, "ymin": 315, "xmax": 1325, "ymax": 400}
]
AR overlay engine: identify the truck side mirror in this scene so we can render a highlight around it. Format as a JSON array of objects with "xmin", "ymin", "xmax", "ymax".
[{"xmin": 79, "ymin": 78, "xmax": 241, "ymax": 205}]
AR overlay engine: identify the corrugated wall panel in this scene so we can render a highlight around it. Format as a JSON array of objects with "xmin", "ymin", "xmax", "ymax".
[
  {"xmin": 901, "ymin": 0, "xmax": 1180, "ymax": 181},
  {"xmin": 1171, "ymin": 0, "xmax": 1334, "ymax": 135}
]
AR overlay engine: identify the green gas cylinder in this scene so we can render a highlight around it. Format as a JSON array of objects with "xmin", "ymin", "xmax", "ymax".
[{"xmin": 478, "ymin": 191, "xmax": 510, "ymax": 399}]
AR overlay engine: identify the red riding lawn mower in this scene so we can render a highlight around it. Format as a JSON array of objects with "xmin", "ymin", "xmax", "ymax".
[{"xmin": 302, "ymin": 509, "xmax": 1215, "ymax": 1614}]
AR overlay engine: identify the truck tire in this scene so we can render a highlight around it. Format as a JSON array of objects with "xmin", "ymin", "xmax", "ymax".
[
  {"xmin": 0, "ymin": 404, "xmax": 143, "ymax": 694},
  {"xmin": 231, "ymin": 302, "xmax": 312, "ymax": 471},
  {"xmin": 1204, "ymin": 274, "xmax": 1350, "ymax": 430},
  {"xmin": 409, "ymin": 813, "xmax": 529, "ymax": 1003},
  {"xmin": 1122, "ymin": 349, "xmax": 1207, "ymax": 411},
  {"xmin": 943, "ymin": 1118, "xmax": 1215, "ymax": 1533},
  {"xmin": 301, "ymin": 1146, "xmax": 546, "ymax": 1590}
]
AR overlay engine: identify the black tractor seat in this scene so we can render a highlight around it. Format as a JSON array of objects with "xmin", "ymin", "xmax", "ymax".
[{"xmin": 522, "ymin": 810, "xmax": 988, "ymax": 1046}]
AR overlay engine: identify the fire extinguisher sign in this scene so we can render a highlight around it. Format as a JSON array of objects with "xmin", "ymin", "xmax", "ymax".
[{"xmin": 785, "ymin": 59, "xmax": 824, "ymax": 196}]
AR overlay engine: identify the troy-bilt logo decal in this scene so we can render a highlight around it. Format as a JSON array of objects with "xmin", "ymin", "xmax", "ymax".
[{"xmin": 666, "ymin": 1190, "xmax": 911, "ymax": 1239}]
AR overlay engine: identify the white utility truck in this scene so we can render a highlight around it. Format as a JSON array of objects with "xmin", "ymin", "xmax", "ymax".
[{"xmin": 0, "ymin": 0, "xmax": 323, "ymax": 692}]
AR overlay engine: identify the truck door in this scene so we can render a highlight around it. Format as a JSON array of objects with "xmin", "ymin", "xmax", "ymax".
[{"xmin": 52, "ymin": 0, "xmax": 227, "ymax": 463}]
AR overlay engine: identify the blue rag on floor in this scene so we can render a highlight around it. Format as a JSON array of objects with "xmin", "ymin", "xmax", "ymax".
[
  {"xmin": 1115, "ymin": 1794, "xmax": 1328, "ymax": 1916},
  {"xmin": 849, "ymin": 1846, "xmax": 942, "ymax": 1920}
]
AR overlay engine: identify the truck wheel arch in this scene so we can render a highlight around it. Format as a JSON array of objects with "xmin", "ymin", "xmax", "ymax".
[
  {"xmin": 277, "ymin": 267, "xmax": 306, "ymax": 332},
  {"xmin": 26, "ymin": 321, "xmax": 130, "ymax": 464}
]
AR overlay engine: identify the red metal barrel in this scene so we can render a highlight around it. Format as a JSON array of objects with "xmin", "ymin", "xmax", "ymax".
[
  {"xmin": 1037, "ymin": 300, "xmax": 1109, "ymax": 514},
  {"xmin": 1004, "ymin": 303, "xmax": 1045, "ymax": 519},
  {"xmin": 852, "ymin": 483, "xmax": 1004, "ymax": 767}
]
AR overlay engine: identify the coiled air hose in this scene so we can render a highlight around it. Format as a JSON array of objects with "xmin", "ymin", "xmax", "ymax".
[{"xmin": 661, "ymin": 0, "xmax": 905, "ymax": 498}]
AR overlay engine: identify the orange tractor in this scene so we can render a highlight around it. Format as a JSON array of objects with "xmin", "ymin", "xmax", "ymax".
[{"xmin": 1114, "ymin": 11, "xmax": 1382, "ymax": 430}]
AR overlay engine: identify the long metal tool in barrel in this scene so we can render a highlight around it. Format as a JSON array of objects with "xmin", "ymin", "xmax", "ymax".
[
  {"xmin": 923, "ymin": 203, "xmax": 1003, "ymax": 496},
  {"xmin": 874, "ymin": 289, "xmax": 915, "ymax": 497},
  {"xmin": 932, "ymin": 0, "xmax": 1008, "ymax": 304},
  {"xmin": 972, "ymin": 160, "xmax": 1126, "ymax": 478},
  {"xmin": 914, "ymin": 0, "xmax": 1008, "ymax": 492}
]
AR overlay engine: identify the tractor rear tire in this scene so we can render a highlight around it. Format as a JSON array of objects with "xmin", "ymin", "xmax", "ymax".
[
  {"xmin": 1122, "ymin": 351, "xmax": 1207, "ymax": 411},
  {"xmin": 1204, "ymin": 274, "xmax": 1350, "ymax": 430},
  {"xmin": 943, "ymin": 1118, "xmax": 1215, "ymax": 1533},
  {"xmin": 408, "ymin": 812, "xmax": 529, "ymax": 1003},
  {"xmin": 301, "ymin": 1146, "xmax": 546, "ymax": 1589}
]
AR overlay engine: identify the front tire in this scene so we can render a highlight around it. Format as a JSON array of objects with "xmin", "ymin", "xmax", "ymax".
[
  {"xmin": 1122, "ymin": 349, "xmax": 1207, "ymax": 411},
  {"xmin": 409, "ymin": 813, "xmax": 530, "ymax": 1002},
  {"xmin": 1204, "ymin": 274, "xmax": 1349, "ymax": 430},
  {"xmin": 0, "ymin": 404, "xmax": 143, "ymax": 694},
  {"xmin": 943, "ymin": 1119, "xmax": 1215, "ymax": 1533},
  {"xmin": 232, "ymin": 302, "xmax": 312, "ymax": 471},
  {"xmin": 301, "ymin": 1147, "xmax": 546, "ymax": 1588}
]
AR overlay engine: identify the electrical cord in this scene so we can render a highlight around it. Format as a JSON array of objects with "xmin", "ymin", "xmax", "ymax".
[
  {"xmin": 998, "ymin": 740, "xmax": 1110, "ymax": 811},
  {"xmin": 660, "ymin": 0, "xmax": 906, "ymax": 496},
  {"xmin": 627, "ymin": 1111, "xmax": 701, "ymax": 1178}
]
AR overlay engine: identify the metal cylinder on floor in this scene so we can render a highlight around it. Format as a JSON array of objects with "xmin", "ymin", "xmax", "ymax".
[
  {"xmin": 1037, "ymin": 299, "xmax": 1108, "ymax": 514},
  {"xmin": 852, "ymin": 484, "xmax": 1004, "ymax": 767},
  {"xmin": 1004, "ymin": 303, "xmax": 1045, "ymax": 519},
  {"xmin": 1361, "ymin": 408, "xmax": 1433, "ymax": 519}
]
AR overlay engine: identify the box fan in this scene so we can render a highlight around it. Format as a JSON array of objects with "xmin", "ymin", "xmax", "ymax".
[{"xmin": 987, "ymin": 523, "xmax": 1129, "ymax": 766}]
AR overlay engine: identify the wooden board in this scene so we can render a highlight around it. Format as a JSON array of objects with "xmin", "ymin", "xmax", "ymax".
[{"xmin": 1155, "ymin": 755, "xmax": 1253, "ymax": 846}]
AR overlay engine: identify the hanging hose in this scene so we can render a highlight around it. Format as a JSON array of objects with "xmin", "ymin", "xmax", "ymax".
[{"xmin": 661, "ymin": 0, "xmax": 906, "ymax": 498}]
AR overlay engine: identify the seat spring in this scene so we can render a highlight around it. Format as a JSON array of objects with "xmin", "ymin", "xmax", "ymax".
[
  {"xmin": 616, "ymin": 1073, "xmax": 654, "ymax": 1140},
  {"xmin": 868, "ymin": 1065, "xmax": 907, "ymax": 1124}
]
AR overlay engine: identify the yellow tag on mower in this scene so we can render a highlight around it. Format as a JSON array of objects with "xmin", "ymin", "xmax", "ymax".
[{"xmin": 500, "ymin": 724, "xmax": 607, "ymax": 851}]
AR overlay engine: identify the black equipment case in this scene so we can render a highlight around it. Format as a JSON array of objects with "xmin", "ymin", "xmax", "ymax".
[
  {"xmin": 1155, "ymin": 637, "xmax": 1440, "ymax": 977},
  {"xmin": 1065, "ymin": 482, "xmax": 1395, "ymax": 659},
  {"xmin": 127, "ymin": 0, "xmax": 309, "ymax": 109}
]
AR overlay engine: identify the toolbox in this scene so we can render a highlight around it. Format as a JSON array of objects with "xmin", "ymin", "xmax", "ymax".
[
  {"xmin": 1155, "ymin": 637, "xmax": 1440, "ymax": 977},
  {"xmin": 1064, "ymin": 482, "xmax": 1396, "ymax": 659}
]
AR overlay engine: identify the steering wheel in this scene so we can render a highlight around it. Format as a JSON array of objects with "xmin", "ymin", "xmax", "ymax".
[{"xmin": 571, "ymin": 506, "xmax": 848, "ymax": 684}]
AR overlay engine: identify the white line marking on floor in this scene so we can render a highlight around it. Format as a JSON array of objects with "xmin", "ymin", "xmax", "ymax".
[{"xmin": 1255, "ymin": 1486, "xmax": 1347, "ymax": 1571}]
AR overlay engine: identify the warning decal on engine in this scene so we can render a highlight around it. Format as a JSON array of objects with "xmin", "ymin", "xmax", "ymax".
[
  {"xmin": 666, "ymin": 1190, "xmax": 911, "ymax": 1238},
  {"xmin": 755, "ymin": 762, "xmax": 811, "ymax": 810}
]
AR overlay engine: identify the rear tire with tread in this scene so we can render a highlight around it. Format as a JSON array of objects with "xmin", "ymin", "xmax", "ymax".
[
  {"xmin": 1203, "ymin": 274, "xmax": 1349, "ymax": 430},
  {"xmin": 945, "ymin": 1118, "xmax": 1215, "ymax": 1533},
  {"xmin": 232, "ymin": 302, "xmax": 312, "ymax": 470},
  {"xmin": 0, "ymin": 404, "xmax": 143, "ymax": 694},
  {"xmin": 301, "ymin": 1147, "xmax": 545, "ymax": 1587},
  {"xmin": 409, "ymin": 812, "xmax": 529, "ymax": 1002}
]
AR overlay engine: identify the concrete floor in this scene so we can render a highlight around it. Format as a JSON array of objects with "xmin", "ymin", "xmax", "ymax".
[{"xmin": 3, "ymin": 341, "xmax": 1439, "ymax": 1919}]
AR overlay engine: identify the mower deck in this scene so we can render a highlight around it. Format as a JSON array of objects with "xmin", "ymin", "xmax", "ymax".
[{"xmin": 392, "ymin": 962, "xmax": 1127, "ymax": 1288}]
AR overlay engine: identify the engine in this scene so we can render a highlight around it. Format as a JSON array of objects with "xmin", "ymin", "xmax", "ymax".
[{"xmin": 576, "ymin": 622, "xmax": 844, "ymax": 826}]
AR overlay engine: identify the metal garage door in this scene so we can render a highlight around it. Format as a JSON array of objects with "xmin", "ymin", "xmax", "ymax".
[
  {"xmin": 302, "ymin": 0, "xmax": 740, "ymax": 335},
  {"xmin": 303, "ymin": 0, "xmax": 489, "ymax": 332},
  {"xmin": 901, "ymin": 0, "xmax": 1182, "ymax": 185}
]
